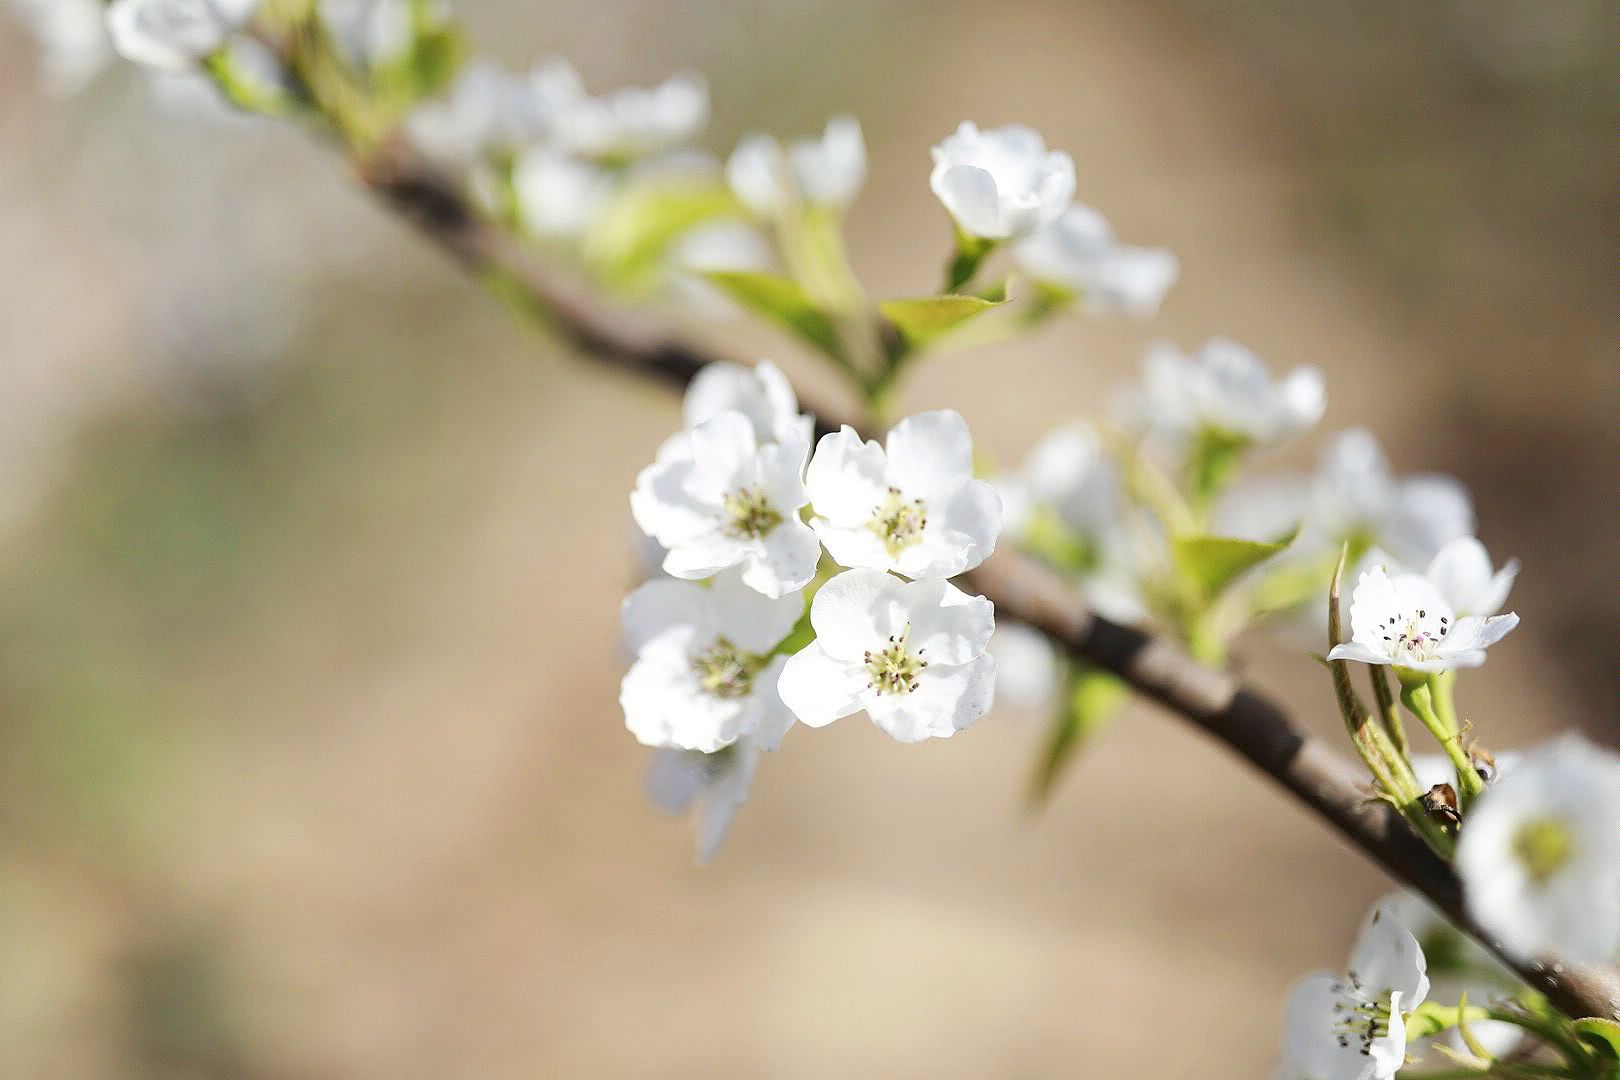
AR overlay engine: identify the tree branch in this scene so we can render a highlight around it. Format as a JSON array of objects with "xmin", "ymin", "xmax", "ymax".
[{"xmin": 356, "ymin": 142, "xmax": 1618, "ymax": 1023}]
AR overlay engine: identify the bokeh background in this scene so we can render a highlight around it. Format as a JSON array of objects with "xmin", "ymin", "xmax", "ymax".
[{"xmin": 0, "ymin": 1, "xmax": 1610, "ymax": 1076}]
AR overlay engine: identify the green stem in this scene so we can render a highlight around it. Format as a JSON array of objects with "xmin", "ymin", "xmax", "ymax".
[
  {"xmin": 1400, "ymin": 677, "xmax": 1485, "ymax": 806},
  {"xmin": 1369, "ymin": 664, "xmax": 1409, "ymax": 759},
  {"xmin": 942, "ymin": 233, "xmax": 995, "ymax": 293}
]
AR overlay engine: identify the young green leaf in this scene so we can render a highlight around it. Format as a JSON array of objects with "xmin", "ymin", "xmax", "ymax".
[
  {"xmin": 1028, "ymin": 664, "xmax": 1126, "ymax": 806},
  {"xmin": 1575, "ymin": 1017, "xmax": 1620, "ymax": 1062},
  {"xmin": 584, "ymin": 182, "xmax": 742, "ymax": 291},
  {"xmin": 1171, "ymin": 529, "xmax": 1296, "ymax": 603},
  {"xmin": 701, "ymin": 270, "xmax": 846, "ymax": 362},
  {"xmin": 878, "ymin": 293, "xmax": 1005, "ymax": 356}
]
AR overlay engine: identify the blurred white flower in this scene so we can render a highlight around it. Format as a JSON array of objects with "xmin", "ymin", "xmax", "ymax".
[
  {"xmin": 777, "ymin": 569, "xmax": 996, "ymax": 742},
  {"xmin": 557, "ymin": 70, "xmax": 707, "ymax": 160},
  {"xmin": 665, "ymin": 219, "xmax": 774, "ymax": 317},
  {"xmin": 988, "ymin": 621, "xmax": 1061, "ymax": 713},
  {"xmin": 806, "ymin": 411, "xmax": 1000, "ymax": 580},
  {"xmin": 105, "ymin": 0, "xmax": 257, "ymax": 71},
  {"xmin": 929, "ymin": 122, "xmax": 1075, "ymax": 240},
  {"xmin": 1305, "ymin": 428, "xmax": 1475, "ymax": 569},
  {"xmin": 6, "ymin": 0, "xmax": 111, "ymax": 94},
  {"xmin": 1327, "ymin": 566, "xmax": 1518, "ymax": 673},
  {"xmin": 407, "ymin": 57, "xmax": 581, "ymax": 166},
  {"xmin": 682, "ymin": 359, "xmax": 810, "ymax": 447},
  {"xmin": 1456, "ymin": 733, "xmax": 1620, "ymax": 965},
  {"xmin": 320, "ymin": 0, "xmax": 425, "ymax": 71},
  {"xmin": 1014, "ymin": 205, "xmax": 1178, "ymax": 317},
  {"xmin": 511, "ymin": 147, "xmax": 613, "ymax": 238},
  {"xmin": 726, "ymin": 115, "xmax": 867, "ymax": 217},
  {"xmin": 645, "ymin": 735, "xmax": 768, "ymax": 863},
  {"xmin": 631, "ymin": 411, "xmax": 819, "ymax": 598},
  {"xmin": 1378, "ymin": 890, "xmax": 1526, "ymax": 1065},
  {"xmin": 1275, "ymin": 901, "xmax": 1430, "ymax": 1080},
  {"xmin": 620, "ymin": 569, "xmax": 801, "ymax": 753},
  {"xmin": 1423, "ymin": 536, "xmax": 1518, "ymax": 619},
  {"xmin": 1130, "ymin": 338, "xmax": 1324, "ymax": 447}
]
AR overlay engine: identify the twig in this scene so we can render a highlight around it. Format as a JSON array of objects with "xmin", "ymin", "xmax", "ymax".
[{"xmin": 355, "ymin": 139, "xmax": 1619, "ymax": 1023}]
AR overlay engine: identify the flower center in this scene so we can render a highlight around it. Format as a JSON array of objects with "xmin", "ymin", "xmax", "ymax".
[
  {"xmin": 1330, "ymin": 974, "xmax": 1396, "ymax": 1057},
  {"xmin": 863, "ymin": 627, "xmax": 929, "ymax": 696},
  {"xmin": 1511, "ymin": 817, "xmax": 1573, "ymax": 887},
  {"xmin": 868, "ymin": 486, "xmax": 927, "ymax": 557},
  {"xmin": 1376, "ymin": 609, "xmax": 1450, "ymax": 663},
  {"xmin": 691, "ymin": 636, "xmax": 764, "ymax": 699},
  {"xmin": 722, "ymin": 487, "xmax": 783, "ymax": 540}
]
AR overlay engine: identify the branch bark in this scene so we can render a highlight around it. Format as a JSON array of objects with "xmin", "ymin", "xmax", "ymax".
[{"xmin": 357, "ymin": 144, "xmax": 1619, "ymax": 1023}]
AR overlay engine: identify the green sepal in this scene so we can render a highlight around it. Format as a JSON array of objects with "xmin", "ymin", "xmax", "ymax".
[
  {"xmin": 1028, "ymin": 662, "xmax": 1126, "ymax": 806},
  {"xmin": 1171, "ymin": 528, "xmax": 1296, "ymax": 603},
  {"xmin": 1405, "ymin": 999, "xmax": 1492, "ymax": 1041},
  {"xmin": 1575, "ymin": 1018, "xmax": 1620, "ymax": 1062},
  {"xmin": 699, "ymin": 270, "xmax": 847, "ymax": 363}
]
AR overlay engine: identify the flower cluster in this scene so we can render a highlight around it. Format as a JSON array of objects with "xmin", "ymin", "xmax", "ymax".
[{"xmin": 622, "ymin": 361, "xmax": 1002, "ymax": 858}]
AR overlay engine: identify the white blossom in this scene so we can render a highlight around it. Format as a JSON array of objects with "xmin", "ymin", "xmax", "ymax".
[
  {"xmin": 929, "ymin": 122, "xmax": 1075, "ymax": 240},
  {"xmin": 556, "ymin": 71, "xmax": 708, "ymax": 160},
  {"xmin": 988, "ymin": 621, "xmax": 1061, "ymax": 713},
  {"xmin": 777, "ymin": 568, "xmax": 996, "ymax": 742},
  {"xmin": 726, "ymin": 115, "xmax": 867, "ymax": 217},
  {"xmin": 620, "ymin": 569, "xmax": 801, "ymax": 753},
  {"xmin": 1130, "ymin": 338, "xmax": 1324, "ymax": 447},
  {"xmin": 681, "ymin": 359, "xmax": 810, "ymax": 447},
  {"xmin": 630, "ymin": 411, "xmax": 819, "ymax": 598},
  {"xmin": 407, "ymin": 57, "xmax": 581, "ymax": 166},
  {"xmin": 645, "ymin": 736, "xmax": 766, "ymax": 863},
  {"xmin": 511, "ymin": 147, "xmax": 613, "ymax": 238},
  {"xmin": 665, "ymin": 219, "xmax": 775, "ymax": 316},
  {"xmin": 320, "ymin": 0, "xmax": 424, "ymax": 70},
  {"xmin": 1305, "ymin": 428, "xmax": 1475, "ymax": 569},
  {"xmin": 104, "ymin": 0, "xmax": 257, "ymax": 71},
  {"xmin": 805, "ymin": 410, "xmax": 1001, "ymax": 580},
  {"xmin": 1456, "ymin": 733, "xmax": 1620, "ymax": 965},
  {"xmin": 1328, "ymin": 565, "xmax": 1517, "ymax": 673},
  {"xmin": 1014, "ymin": 205, "xmax": 1178, "ymax": 317},
  {"xmin": 1423, "ymin": 536, "xmax": 1517, "ymax": 619},
  {"xmin": 1276, "ymin": 901, "xmax": 1430, "ymax": 1080},
  {"xmin": 7, "ymin": 0, "xmax": 111, "ymax": 94}
]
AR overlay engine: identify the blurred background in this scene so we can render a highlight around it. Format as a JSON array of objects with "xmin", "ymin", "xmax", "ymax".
[{"xmin": 0, "ymin": 1, "xmax": 1610, "ymax": 1076}]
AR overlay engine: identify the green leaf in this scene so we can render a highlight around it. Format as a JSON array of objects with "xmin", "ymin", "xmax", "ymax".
[
  {"xmin": 1172, "ymin": 529, "xmax": 1297, "ymax": 603},
  {"xmin": 370, "ymin": 2, "xmax": 465, "ymax": 109},
  {"xmin": 701, "ymin": 271, "xmax": 846, "ymax": 362},
  {"xmin": 1575, "ymin": 1018, "xmax": 1620, "ymax": 1061},
  {"xmin": 1405, "ymin": 1000, "xmax": 1491, "ymax": 1041},
  {"xmin": 879, "ymin": 294, "xmax": 1005, "ymax": 355},
  {"xmin": 1020, "ymin": 506, "xmax": 1097, "ymax": 576},
  {"xmin": 1029, "ymin": 663, "xmax": 1126, "ymax": 806},
  {"xmin": 583, "ymin": 182, "xmax": 742, "ymax": 292}
]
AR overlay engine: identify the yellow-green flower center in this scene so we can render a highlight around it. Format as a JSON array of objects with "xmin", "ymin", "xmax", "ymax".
[
  {"xmin": 868, "ymin": 487, "xmax": 927, "ymax": 557},
  {"xmin": 1511, "ymin": 817, "xmax": 1573, "ymax": 887},
  {"xmin": 691, "ymin": 637, "xmax": 764, "ymax": 699},
  {"xmin": 863, "ymin": 627, "xmax": 928, "ymax": 696},
  {"xmin": 723, "ymin": 487, "xmax": 783, "ymax": 540}
]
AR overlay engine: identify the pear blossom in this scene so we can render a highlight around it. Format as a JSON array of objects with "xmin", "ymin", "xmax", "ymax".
[
  {"xmin": 1014, "ymin": 205, "xmax": 1179, "ymax": 317},
  {"xmin": 805, "ymin": 410, "xmax": 1001, "ymax": 580},
  {"xmin": 1327, "ymin": 565, "xmax": 1518, "ymax": 673},
  {"xmin": 620, "ymin": 569, "xmax": 801, "ymax": 753},
  {"xmin": 1379, "ymin": 890, "xmax": 1526, "ymax": 1064},
  {"xmin": 556, "ymin": 71, "xmax": 708, "ymax": 160},
  {"xmin": 1275, "ymin": 901, "xmax": 1430, "ymax": 1080},
  {"xmin": 929, "ymin": 122, "xmax": 1075, "ymax": 240},
  {"xmin": 987, "ymin": 621, "xmax": 1061, "ymax": 713},
  {"xmin": 630, "ymin": 411, "xmax": 819, "ymax": 598},
  {"xmin": 7, "ymin": 0, "xmax": 111, "ymax": 94},
  {"xmin": 726, "ymin": 115, "xmax": 867, "ymax": 217},
  {"xmin": 407, "ymin": 58, "xmax": 581, "ymax": 166},
  {"xmin": 1130, "ymin": 338, "xmax": 1324, "ymax": 447},
  {"xmin": 777, "ymin": 569, "xmax": 996, "ymax": 742},
  {"xmin": 1456, "ymin": 733, "xmax": 1620, "ymax": 965},
  {"xmin": 104, "ymin": 0, "xmax": 258, "ymax": 71},
  {"xmin": 1304, "ymin": 429, "xmax": 1474, "ymax": 569},
  {"xmin": 320, "ymin": 0, "xmax": 422, "ymax": 70},
  {"xmin": 511, "ymin": 148, "xmax": 613, "ymax": 238},
  {"xmin": 681, "ymin": 359, "xmax": 810, "ymax": 447},
  {"xmin": 645, "ymin": 735, "xmax": 769, "ymax": 863},
  {"xmin": 1423, "ymin": 536, "xmax": 1517, "ymax": 618},
  {"xmin": 665, "ymin": 219, "xmax": 775, "ymax": 317}
]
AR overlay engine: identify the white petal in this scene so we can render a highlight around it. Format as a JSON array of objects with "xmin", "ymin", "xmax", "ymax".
[
  {"xmin": 696, "ymin": 743, "xmax": 759, "ymax": 863},
  {"xmin": 621, "ymin": 653, "xmax": 746, "ymax": 752},
  {"xmin": 810, "ymin": 520, "xmax": 894, "ymax": 573},
  {"xmin": 661, "ymin": 530, "xmax": 751, "ymax": 581},
  {"xmin": 807, "ymin": 567, "xmax": 901, "ymax": 660},
  {"xmin": 622, "ymin": 578, "xmax": 712, "ymax": 655},
  {"xmin": 898, "ymin": 578, "xmax": 994, "ymax": 665},
  {"xmin": 741, "ymin": 519, "xmax": 820, "ymax": 599},
  {"xmin": 685, "ymin": 410, "xmax": 759, "ymax": 500},
  {"xmin": 935, "ymin": 478, "xmax": 1002, "ymax": 569},
  {"xmin": 865, "ymin": 654, "xmax": 996, "ymax": 742},
  {"xmin": 645, "ymin": 749, "xmax": 708, "ymax": 814},
  {"xmin": 1349, "ymin": 902, "xmax": 1430, "ymax": 1009},
  {"xmin": 1440, "ymin": 612, "xmax": 1518, "ymax": 656},
  {"xmin": 1326, "ymin": 641, "xmax": 1391, "ymax": 666},
  {"xmin": 748, "ymin": 656, "xmax": 796, "ymax": 751},
  {"xmin": 630, "ymin": 446, "xmax": 714, "ymax": 547},
  {"xmin": 805, "ymin": 426, "xmax": 887, "ymax": 525},
  {"xmin": 884, "ymin": 409, "xmax": 974, "ymax": 504},
  {"xmin": 708, "ymin": 568, "xmax": 804, "ymax": 652},
  {"xmin": 776, "ymin": 644, "xmax": 867, "ymax": 728},
  {"xmin": 725, "ymin": 132, "xmax": 787, "ymax": 218},
  {"xmin": 934, "ymin": 164, "xmax": 1004, "ymax": 238}
]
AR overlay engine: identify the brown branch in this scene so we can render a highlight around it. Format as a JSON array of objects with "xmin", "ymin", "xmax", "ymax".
[{"xmin": 357, "ymin": 143, "xmax": 1619, "ymax": 1023}]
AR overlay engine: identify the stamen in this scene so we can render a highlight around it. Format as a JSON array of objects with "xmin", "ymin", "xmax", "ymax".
[
  {"xmin": 722, "ymin": 487, "xmax": 783, "ymax": 540},
  {"xmin": 868, "ymin": 488, "xmax": 927, "ymax": 557},
  {"xmin": 864, "ymin": 625, "xmax": 928, "ymax": 696}
]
